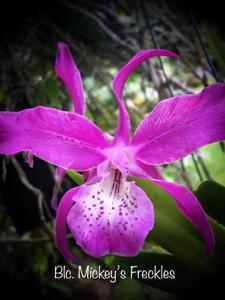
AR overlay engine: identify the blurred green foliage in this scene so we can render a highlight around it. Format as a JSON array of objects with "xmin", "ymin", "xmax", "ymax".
[{"xmin": 34, "ymin": 72, "xmax": 60, "ymax": 107}]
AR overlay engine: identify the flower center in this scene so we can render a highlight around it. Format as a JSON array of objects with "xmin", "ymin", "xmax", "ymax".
[
  {"xmin": 103, "ymin": 146, "xmax": 132, "ymax": 177},
  {"xmin": 100, "ymin": 167, "xmax": 126, "ymax": 201},
  {"xmin": 109, "ymin": 169, "xmax": 122, "ymax": 199}
]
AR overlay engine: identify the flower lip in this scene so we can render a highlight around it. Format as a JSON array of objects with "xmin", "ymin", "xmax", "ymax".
[{"xmin": 67, "ymin": 166, "xmax": 154, "ymax": 257}]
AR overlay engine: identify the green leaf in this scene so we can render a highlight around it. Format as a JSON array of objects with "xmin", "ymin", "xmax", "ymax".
[
  {"xmin": 66, "ymin": 170, "xmax": 84, "ymax": 185},
  {"xmin": 195, "ymin": 180, "xmax": 225, "ymax": 226}
]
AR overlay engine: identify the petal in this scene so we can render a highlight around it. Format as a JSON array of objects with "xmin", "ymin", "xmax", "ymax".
[
  {"xmin": 67, "ymin": 169, "xmax": 154, "ymax": 257},
  {"xmin": 56, "ymin": 187, "xmax": 80, "ymax": 263},
  {"xmin": 0, "ymin": 106, "xmax": 109, "ymax": 170},
  {"xmin": 55, "ymin": 42, "xmax": 86, "ymax": 209},
  {"xmin": 55, "ymin": 42, "xmax": 86, "ymax": 114},
  {"xmin": 134, "ymin": 160, "xmax": 215, "ymax": 260},
  {"xmin": 131, "ymin": 83, "xmax": 225, "ymax": 165},
  {"xmin": 112, "ymin": 49, "xmax": 178, "ymax": 145}
]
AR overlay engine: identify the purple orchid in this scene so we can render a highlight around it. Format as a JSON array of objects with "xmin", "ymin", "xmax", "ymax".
[{"xmin": 1, "ymin": 42, "xmax": 225, "ymax": 263}]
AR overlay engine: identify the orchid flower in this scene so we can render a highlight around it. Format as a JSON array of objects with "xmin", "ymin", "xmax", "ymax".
[{"xmin": 1, "ymin": 43, "xmax": 225, "ymax": 264}]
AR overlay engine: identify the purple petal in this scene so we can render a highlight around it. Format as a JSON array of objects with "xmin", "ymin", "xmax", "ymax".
[
  {"xmin": 131, "ymin": 83, "xmax": 225, "ymax": 165},
  {"xmin": 67, "ymin": 169, "xmax": 154, "ymax": 257},
  {"xmin": 56, "ymin": 187, "xmax": 80, "ymax": 263},
  {"xmin": 55, "ymin": 42, "xmax": 86, "ymax": 114},
  {"xmin": 0, "ymin": 106, "xmax": 109, "ymax": 170},
  {"xmin": 133, "ymin": 160, "xmax": 215, "ymax": 260},
  {"xmin": 55, "ymin": 42, "xmax": 86, "ymax": 209},
  {"xmin": 112, "ymin": 49, "xmax": 178, "ymax": 145}
]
